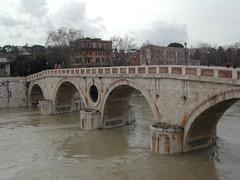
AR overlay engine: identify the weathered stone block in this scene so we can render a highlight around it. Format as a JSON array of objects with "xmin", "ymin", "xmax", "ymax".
[
  {"xmin": 172, "ymin": 67, "xmax": 182, "ymax": 74},
  {"xmin": 39, "ymin": 100, "xmax": 53, "ymax": 115},
  {"xmin": 80, "ymin": 109, "xmax": 101, "ymax": 130},
  {"xmin": 186, "ymin": 68, "xmax": 197, "ymax": 75},
  {"xmin": 150, "ymin": 123, "xmax": 183, "ymax": 154},
  {"xmin": 218, "ymin": 70, "xmax": 232, "ymax": 78}
]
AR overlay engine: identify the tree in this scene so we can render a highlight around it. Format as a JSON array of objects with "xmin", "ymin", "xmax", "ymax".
[
  {"xmin": 111, "ymin": 35, "xmax": 137, "ymax": 53},
  {"xmin": 217, "ymin": 46, "xmax": 225, "ymax": 65},
  {"xmin": 192, "ymin": 49, "xmax": 201, "ymax": 60},
  {"xmin": 111, "ymin": 35, "xmax": 137, "ymax": 66},
  {"xmin": 141, "ymin": 41, "xmax": 152, "ymax": 47},
  {"xmin": 235, "ymin": 49, "xmax": 240, "ymax": 66},
  {"xmin": 229, "ymin": 41, "xmax": 240, "ymax": 49},
  {"xmin": 45, "ymin": 27, "xmax": 84, "ymax": 68},
  {"xmin": 10, "ymin": 53, "xmax": 48, "ymax": 76},
  {"xmin": 225, "ymin": 48, "xmax": 234, "ymax": 65},
  {"xmin": 208, "ymin": 48, "xmax": 217, "ymax": 66},
  {"xmin": 0, "ymin": 45, "xmax": 19, "ymax": 60},
  {"xmin": 46, "ymin": 27, "xmax": 83, "ymax": 47}
]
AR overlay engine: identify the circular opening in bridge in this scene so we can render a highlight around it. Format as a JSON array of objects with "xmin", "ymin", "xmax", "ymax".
[{"xmin": 89, "ymin": 85, "xmax": 98, "ymax": 103}]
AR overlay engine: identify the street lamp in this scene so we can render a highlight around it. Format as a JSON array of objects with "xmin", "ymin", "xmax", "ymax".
[
  {"xmin": 184, "ymin": 42, "xmax": 187, "ymax": 65},
  {"xmin": 207, "ymin": 51, "xmax": 210, "ymax": 66}
]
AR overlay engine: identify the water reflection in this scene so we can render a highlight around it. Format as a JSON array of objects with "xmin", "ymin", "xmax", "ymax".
[{"xmin": 0, "ymin": 97, "xmax": 239, "ymax": 179}]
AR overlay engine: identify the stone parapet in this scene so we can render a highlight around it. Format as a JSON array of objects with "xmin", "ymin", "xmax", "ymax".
[{"xmin": 26, "ymin": 65, "xmax": 240, "ymax": 86}]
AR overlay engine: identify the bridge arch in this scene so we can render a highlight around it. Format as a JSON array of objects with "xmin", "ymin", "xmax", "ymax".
[
  {"xmin": 183, "ymin": 89, "xmax": 240, "ymax": 152},
  {"xmin": 101, "ymin": 79, "xmax": 160, "ymax": 128},
  {"xmin": 28, "ymin": 82, "xmax": 45, "ymax": 107},
  {"xmin": 53, "ymin": 79, "xmax": 86, "ymax": 113}
]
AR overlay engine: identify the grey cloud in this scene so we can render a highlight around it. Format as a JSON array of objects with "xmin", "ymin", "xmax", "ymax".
[
  {"xmin": 135, "ymin": 21, "xmax": 188, "ymax": 46},
  {"xmin": 52, "ymin": 1, "xmax": 105, "ymax": 37},
  {"xmin": 0, "ymin": 1, "xmax": 105, "ymax": 45},
  {"xmin": 0, "ymin": 13, "xmax": 23, "ymax": 27},
  {"xmin": 20, "ymin": 0, "xmax": 48, "ymax": 18}
]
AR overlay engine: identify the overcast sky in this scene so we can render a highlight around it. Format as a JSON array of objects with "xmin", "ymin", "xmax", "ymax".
[{"xmin": 0, "ymin": 0, "xmax": 239, "ymax": 47}]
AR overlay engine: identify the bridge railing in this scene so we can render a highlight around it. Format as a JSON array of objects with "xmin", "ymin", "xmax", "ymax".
[{"xmin": 26, "ymin": 65, "xmax": 240, "ymax": 82}]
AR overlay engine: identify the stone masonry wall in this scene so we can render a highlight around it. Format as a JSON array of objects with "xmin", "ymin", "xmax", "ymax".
[{"xmin": 0, "ymin": 77, "xmax": 27, "ymax": 108}]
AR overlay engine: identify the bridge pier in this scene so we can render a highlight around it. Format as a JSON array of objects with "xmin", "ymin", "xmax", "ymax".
[
  {"xmin": 150, "ymin": 123, "xmax": 183, "ymax": 154},
  {"xmin": 80, "ymin": 109, "xmax": 101, "ymax": 130},
  {"xmin": 39, "ymin": 100, "xmax": 54, "ymax": 115}
]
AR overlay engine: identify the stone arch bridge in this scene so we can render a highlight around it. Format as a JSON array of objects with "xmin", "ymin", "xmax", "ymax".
[{"xmin": 26, "ymin": 65, "xmax": 240, "ymax": 154}]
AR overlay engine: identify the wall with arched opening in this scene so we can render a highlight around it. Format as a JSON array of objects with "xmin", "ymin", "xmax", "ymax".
[
  {"xmin": 183, "ymin": 90, "xmax": 240, "ymax": 152},
  {"xmin": 101, "ymin": 79, "xmax": 159, "ymax": 128},
  {"xmin": 53, "ymin": 80, "xmax": 85, "ymax": 114},
  {"xmin": 28, "ymin": 83, "xmax": 45, "ymax": 107}
]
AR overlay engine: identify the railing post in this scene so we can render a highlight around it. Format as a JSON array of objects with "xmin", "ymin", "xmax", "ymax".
[
  {"xmin": 182, "ymin": 66, "xmax": 186, "ymax": 75},
  {"xmin": 126, "ymin": 67, "xmax": 129, "ymax": 74},
  {"xmin": 156, "ymin": 66, "xmax": 159, "ymax": 74},
  {"xmin": 214, "ymin": 69, "xmax": 218, "ymax": 78},
  {"xmin": 197, "ymin": 67, "xmax": 201, "ymax": 76},
  {"xmin": 168, "ymin": 66, "xmax": 172, "ymax": 74},
  {"xmin": 232, "ymin": 69, "xmax": 238, "ymax": 80}
]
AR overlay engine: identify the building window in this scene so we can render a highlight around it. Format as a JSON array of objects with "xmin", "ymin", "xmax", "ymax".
[
  {"xmin": 96, "ymin": 58, "xmax": 100, "ymax": 64},
  {"xmin": 102, "ymin": 58, "xmax": 105, "ymax": 64},
  {"xmin": 91, "ymin": 58, "xmax": 94, "ymax": 64}
]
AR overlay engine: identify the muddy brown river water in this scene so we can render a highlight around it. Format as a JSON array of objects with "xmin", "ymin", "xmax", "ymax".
[{"xmin": 0, "ymin": 96, "xmax": 240, "ymax": 180}]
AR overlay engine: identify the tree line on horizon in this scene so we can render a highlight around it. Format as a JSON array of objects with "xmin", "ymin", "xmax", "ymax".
[
  {"xmin": 1, "ymin": 27, "xmax": 240, "ymax": 76},
  {"xmin": 191, "ymin": 43, "xmax": 240, "ymax": 67}
]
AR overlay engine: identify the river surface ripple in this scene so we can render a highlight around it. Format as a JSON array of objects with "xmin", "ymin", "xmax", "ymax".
[{"xmin": 0, "ymin": 96, "xmax": 240, "ymax": 180}]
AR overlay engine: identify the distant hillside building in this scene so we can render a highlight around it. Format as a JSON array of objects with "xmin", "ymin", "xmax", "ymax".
[
  {"xmin": 0, "ymin": 57, "xmax": 10, "ymax": 77},
  {"xmin": 16, "ymin": 46, "xmax": 31, "ymax": 56},
  {"xmin": 140, "ymin": 44, "xmax": 191, "ymax": 65},
  {"xmin": 70, "ymin": 38, "xmax": 112, "ymax": 67}
]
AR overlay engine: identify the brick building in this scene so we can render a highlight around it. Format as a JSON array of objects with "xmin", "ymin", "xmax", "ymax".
[
  {"xmin": 129, "ymin": 49, "xmax": 140, "ymax": 66},
  {"xmin": 112, "ymin": 49, "xmax": 140, "ymax": 66},
  {"xmin": 140, "ymin": 44, "xmax": 191, "ymax": 65},
  {"xmin": 70, "ymin": 38, "xmax": 112, "ymax": 67}
]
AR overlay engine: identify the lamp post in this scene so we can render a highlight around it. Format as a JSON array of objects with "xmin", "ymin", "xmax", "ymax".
[
  {"xmin": 184, "ymin": 42, "xmax": 187, "ymax": 65},
  {"xmin": 207, "ymin": 51, "xmax": 210, "ymax": 66}
]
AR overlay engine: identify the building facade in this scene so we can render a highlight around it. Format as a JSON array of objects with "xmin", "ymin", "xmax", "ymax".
[
  {"xmin": 0, "ymin": 57, "xmax": 10, "ymax": 77},
  {"xmin": 112, "ymin": 49, "xmax": 140, "ymax": 66},
  {"xmin": 70, "ymin": 38, "xmax": 112, "ymax": 67},
  {"xmin": 129, "ymin": 49, "xmax": 140, "ymax": 66},
  {"xmin": 140, "ymin": 44, "xmax": 191, "ymax": 65}
]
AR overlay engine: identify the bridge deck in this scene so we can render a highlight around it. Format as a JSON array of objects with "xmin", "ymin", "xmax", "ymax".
[{"xmin": 26, "ymin": 65, "xmax": 240, "ymax": 83}]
